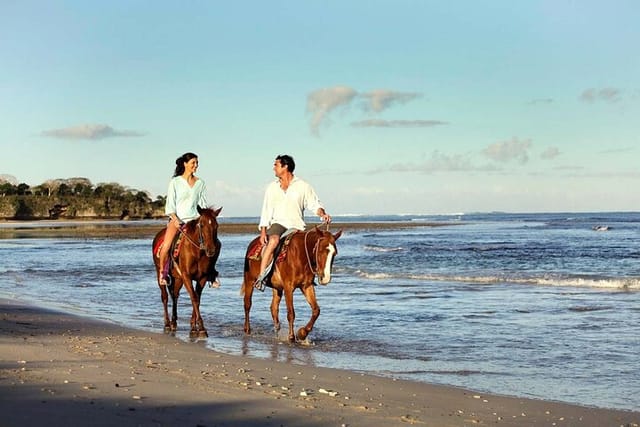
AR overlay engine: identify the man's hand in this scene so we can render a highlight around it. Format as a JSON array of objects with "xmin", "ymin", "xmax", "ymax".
[{"xmin": 318, "ymin": 209, "xmax": 332, "ymax": 224}]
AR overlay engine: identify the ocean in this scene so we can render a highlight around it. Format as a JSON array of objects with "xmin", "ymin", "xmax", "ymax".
[{"xmin": 1, "ymin": 211, "xmax": 638, "ymax": 411}]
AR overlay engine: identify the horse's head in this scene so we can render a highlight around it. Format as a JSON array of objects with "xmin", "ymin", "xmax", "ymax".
[
  {"xmin": 313, "ymin": 227, "xmax": 342, "ymax": 285},
  {"xmin": 196, "ymin": 206, "xmax": 222, "ymax": 257}
]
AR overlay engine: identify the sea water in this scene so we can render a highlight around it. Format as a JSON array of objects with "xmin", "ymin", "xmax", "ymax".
[{"xmin": 1, "ymin": 212, "xmax": 638, "ymax": 411}]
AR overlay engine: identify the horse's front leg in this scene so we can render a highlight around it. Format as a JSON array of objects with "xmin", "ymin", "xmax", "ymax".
[
  {"xmin": 283, "ymin": 288, "xmax": 296, "ymax": 342},
  {"xmin": 297, "ymin": 284, "xmax": 320, "ymax": 341},
  {"xmin": 170, "ymin": 281, "xmax": 181, "ymax": 333},
  {"xmin": 270, "ymin": 288, "xmax": 283, "ymax": 334},
  {"xmin": 183, "ymin": 277, "xmax": 207, "ymax": 339},
  {"xmin": 193, "ymin": 279, "xmax": 208, "ymax": 338}
]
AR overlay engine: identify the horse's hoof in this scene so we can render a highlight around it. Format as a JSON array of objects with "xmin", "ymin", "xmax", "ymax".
[
  {"xmin": 296, "ymin": 327, "xmax": 308, "ymax": 341},
  {"xmin": 163, "ymin": 326, "xmax": 172, "ymax": 333},
  {"xmin": 198, "ymin": 330, "xmax": 208, "ymax": 339}
]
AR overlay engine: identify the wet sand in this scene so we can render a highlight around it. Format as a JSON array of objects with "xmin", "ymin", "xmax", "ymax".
[
  {"xmin": 0, "ymin": 219, "xmax": 452, "ymax": 239},
  {"xmin": 1, "ymin": 299, "xmax": 638, "ymax": 427}
]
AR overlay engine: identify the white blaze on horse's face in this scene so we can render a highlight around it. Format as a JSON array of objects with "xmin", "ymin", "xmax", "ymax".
[{"xmin": 319, "ymin": 243, "xmax": 337, "ymax": 285}]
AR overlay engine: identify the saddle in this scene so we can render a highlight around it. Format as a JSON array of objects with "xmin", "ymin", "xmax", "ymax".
[
  {"xmin": 247, "ymin": 229, "xmax": 297, "ymax": 263},
  {"xmin": 154, "ymin": 226, "xmax": 186, "ymax": 277}
]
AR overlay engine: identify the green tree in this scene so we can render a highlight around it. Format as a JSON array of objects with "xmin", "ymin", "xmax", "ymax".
[
  {"xmin": 0, "ymin": 182, "xmax": 17, "ymax": 196},
  {"xmin": 16, "ymin": 183, "xmax": 31, "ymax": 196},
  {"xmin": 57, "ymin": 183, "xmax": 72, "ymax": 196}
]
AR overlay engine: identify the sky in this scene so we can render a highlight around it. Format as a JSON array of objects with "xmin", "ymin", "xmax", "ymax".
[{"xmin": 1, "ymin": 1, "xmax": 639, "ymax": 217}]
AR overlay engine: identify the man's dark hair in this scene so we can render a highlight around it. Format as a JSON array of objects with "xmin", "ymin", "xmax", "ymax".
[{"xmin": 276, "ymin": 154, "xmax": 295, "ymax": 173}]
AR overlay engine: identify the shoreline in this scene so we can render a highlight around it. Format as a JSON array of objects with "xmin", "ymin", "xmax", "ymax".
[
  {"xmin": 0, "ymin": 219, "xmax": 459, "ymax": 239},
  {"xmin": 1, "ymin": 298, "xmax": 638, "ymax": 426}
]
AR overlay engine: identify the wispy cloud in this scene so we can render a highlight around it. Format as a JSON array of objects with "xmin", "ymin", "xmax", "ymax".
[
  {"xmin": 351, "ymin": 119, "xmax": 448, "ymax": 128},
  {"xmin": 579, "ymin": 87, "xmax": 621, "ymax": 103},
  {"xmin": 306, "ymin": 86, "xmax": 358, "ymax": 135},
  {"xmin": 306, "ymin": 86, "xmax": 426, "ymax": 135},
  {"xmin": 482, "ymin": 138, "xmax": 532, "ymax": 164},
  {"xmin": 597, "ymin": 146, "xmax": 635, "ymax": 155},
  {"xmin": 370, "ymin": 151, "xmax": 497, "ymax": 174},
  {"xmin": 41, "ymin": 124, "xmax": 145, "ymax": 140},
  {"xmin": 527, "ymin": 98, "xmax": 554, "ymax": 105},
  {"xmin": 540, "ymin": 146, "xmax": 561, "ymax": 160},
  {"xmin": 359, "ymin": 89, "xmax": 421, "ymax": 113}
]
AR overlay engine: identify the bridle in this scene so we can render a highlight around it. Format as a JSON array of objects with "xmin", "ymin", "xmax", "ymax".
[
  {"xmin": 304, "ymin": 229, "xmax": 325, "ymax": 278},
  {"xmin": 180, "ymin": 216, "xmax": 218, "ymax": 257}
]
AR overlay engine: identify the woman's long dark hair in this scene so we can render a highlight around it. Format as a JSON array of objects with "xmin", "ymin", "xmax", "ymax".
[{"xmin": 174, "ymin": 152, "xmax": 198, "ymax": 177}]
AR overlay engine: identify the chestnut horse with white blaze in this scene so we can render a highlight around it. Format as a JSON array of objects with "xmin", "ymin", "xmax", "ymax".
[
  {"xmin": 241, "ymin": 227, "xmax": 342, "ymax": 342},
  {"xmin": 152, "ymin": 206, "xmax": 222, "ymax": 338}
]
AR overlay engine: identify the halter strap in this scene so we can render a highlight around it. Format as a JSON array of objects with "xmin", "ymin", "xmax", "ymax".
[
  {"xmin": 304, "ymin": 229, "xmax": 320, "ymax": 279},
  {"xmin": 178, "ymin": 219, "xmax": 217, "ymax": 257}
]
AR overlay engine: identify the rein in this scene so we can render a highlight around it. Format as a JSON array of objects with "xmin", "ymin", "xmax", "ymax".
[
  {"xmin": 179, "ymin": 220, "xmax": 217, "ymax": 257},
  {"xmin": 303, "ymin": 230, "xmax": 320, "ymax": 278}
]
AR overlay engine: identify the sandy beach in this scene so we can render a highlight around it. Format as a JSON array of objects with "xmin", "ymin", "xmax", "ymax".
[{"xmin": 1, "ymin": 298, "xmax": 638, "ymax": 427}]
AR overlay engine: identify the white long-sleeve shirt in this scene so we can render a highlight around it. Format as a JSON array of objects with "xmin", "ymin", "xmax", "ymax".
[
  {"xmin": 258, "ymin": 176, "xmax": 323, "ymax": 231},
  {"xmin": 164, "ymin": 176, "xmax": 208, "ymax": 222}
]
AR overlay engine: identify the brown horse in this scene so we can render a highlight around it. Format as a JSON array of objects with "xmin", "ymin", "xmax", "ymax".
[
  {"xmin": 152, "ymin": 206, "xmax": 222, "ymax": 338},
  {"xmin": 241, "ymin": 226, "xmax": 342, "ymax": 342}
]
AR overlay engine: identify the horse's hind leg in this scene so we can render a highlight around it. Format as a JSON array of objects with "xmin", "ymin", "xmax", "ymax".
[
  {"xmin": 270, "ymin": 289, "xmax": 283, "ymax": 334},
  {"xmin": 297, "ymin": 285, "xmax": 320, "ymax": 341},
  {"xmin": 160, "ymin": 285, "xmax": 171, "ymax": 332},
  {"xmin": 242, "ymin": 275, "xmax": 254, "ymax": 335}
]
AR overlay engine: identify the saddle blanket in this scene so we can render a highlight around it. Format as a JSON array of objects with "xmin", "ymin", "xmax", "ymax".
[
  {"xmin": 154, "ymin": 229, "xmax": 185, "ymax": 259},
  {"xmin": 247, "ymin": 230, "xmax": 297, "ymax": 262}
]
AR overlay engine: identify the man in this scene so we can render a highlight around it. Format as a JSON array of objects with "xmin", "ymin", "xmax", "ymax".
[{"xmin": 254, "ymin": 154, "xmax": 331, "ymax": 291}]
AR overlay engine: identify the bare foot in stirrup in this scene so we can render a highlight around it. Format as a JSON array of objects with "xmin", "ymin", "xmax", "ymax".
[
  {"xmin": 158, "ymin": 273, "xmax": 168, "ymax": 286},
  {"xmin": 209, "ymin": 278, "xmax": 221, "ymax": 288}
]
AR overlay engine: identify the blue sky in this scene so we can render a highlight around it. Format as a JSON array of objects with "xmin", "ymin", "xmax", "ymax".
[{"xmin": 1, "ymin": 1, "xmax": 638, "ymax": 217}]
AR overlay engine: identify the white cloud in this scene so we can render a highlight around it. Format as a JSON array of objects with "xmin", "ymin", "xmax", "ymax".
[
  {"xmin": 305, "ymin": 86, "xmax": 425, "ymax": 135},
  {"xmin": 306, "ymin": 86, "xmax": 358, "ymax": 135},
  {"xmin": 527, "ymin": 98, "xmax": 554, "ymax": 105},
  {"xmin": 370, "ymin": 151, "xmax": 496, "ymax": 174},
  {"xmin": 351, "ymin": 119, "xmax": 447, "ymax": 128},
  {"xmin": 579, "ymin": 87, "xmax": 621, "ymax": 103},
  {"xmin": 41, "ymin": 124, "xmax": 145, "ymax": 140},
  {"xmin": 360, "ymin": 89, "xmax": 421, "ymax": 113},
  {"xmin": 482, "ymin": 138, "xmax": 532, "ymax": 164},
  {"xmin": 540, "ymin": 146, "xmax": 561, "ymax": 160}
]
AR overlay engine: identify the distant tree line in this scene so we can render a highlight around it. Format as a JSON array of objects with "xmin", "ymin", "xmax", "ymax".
[{"xmin": 0, "ymin": 177, "xmax": 165, "ymax": 220}]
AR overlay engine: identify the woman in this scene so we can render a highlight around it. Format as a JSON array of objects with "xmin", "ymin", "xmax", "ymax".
[{"xmin": 158, "ymin": 152, "xmax": 208, "ymax": 286}]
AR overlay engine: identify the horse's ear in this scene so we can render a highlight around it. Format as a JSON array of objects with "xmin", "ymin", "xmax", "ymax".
[
  {"xmin": 333, "ymin": 229, "xmax": 343, "ymax": 240},
  {"xmin": 197, "ymin": 206, "xmax": 204, "ymax": 214},
  {"xmin": 213, "ymin": 206, "xmax": 222, "ymax": 217}
]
